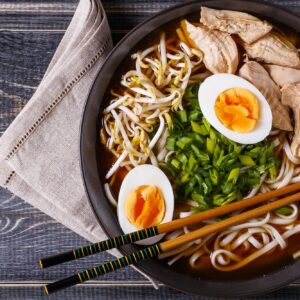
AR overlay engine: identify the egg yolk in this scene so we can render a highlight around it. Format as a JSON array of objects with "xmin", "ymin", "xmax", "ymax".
[
  {"xmin": 125, "ymin": 185, "xmax": 165, "ymax": 229},
  {"xmin": 214, "ymin": 88, "xmax": 259, "ymax": 133}
]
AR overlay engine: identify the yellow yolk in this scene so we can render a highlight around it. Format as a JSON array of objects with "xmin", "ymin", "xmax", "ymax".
[
  {"xmin": 125, "ymin": 185, "xmax": 165, "ymax": 229},
  {"xmin": 214, "ymin": 88, "xmax": 259, "ymax": 133}
]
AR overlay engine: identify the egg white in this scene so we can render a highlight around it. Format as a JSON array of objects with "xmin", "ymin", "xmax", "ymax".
[
  {"xmin": 117, "ymin": 164, "xmax": 174, "ymax": 245},
  {"xmin": 198, "ymin": 74, "xmax": 272, "ymax": 144}
]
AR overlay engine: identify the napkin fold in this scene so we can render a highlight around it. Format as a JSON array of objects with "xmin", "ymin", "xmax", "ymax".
[{"xmin": 0, "ymin": 0, "xmax": 157, "ymax": 287}]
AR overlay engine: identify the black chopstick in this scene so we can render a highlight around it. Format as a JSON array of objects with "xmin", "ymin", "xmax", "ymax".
[
  {"xmin": 44, "ymin": 244, "xmax": 162, "ymax": 294},
  {"xmin": 39, "ymin": 226, "xmax": 159, "ymax": 268},
  {"xmin": 42, "ymin": 189, "xmax": 300, "ymax": 294},
  {"xmin": 40, "ymin": 181, "xmax": 300, "ymax": 269}
]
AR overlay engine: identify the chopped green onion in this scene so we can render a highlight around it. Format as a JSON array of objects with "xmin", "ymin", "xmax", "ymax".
[
  {"xmin": 227, "ymin": 168, "xmax": 240, "ymax": 183},
  {"xmin": 209, "ymin": 168, "xmax": 219, "ymax": 185},
  {"xmin": 203, "ymin": 118, "xmax": 211, "ymax": 132},
  {"xmin": 206, "ymin": 138, "xmax": 215, "ymax": 156},
  {"xmin": 250, "ymin": 147, "xmax": 261, "ymax": 154},
  {"xmin": 191, "ymin": 144, "xmax": 210, "ymax": 164},
  {"xmin": 223, "ymin": 191, "xmax": 241, "ymax": 205},
  {"xmin": 176, "ymin": 137, "xmax": 192, "ymax": 149},
  {"xmin": 181, "ymin": 172, "xmax": 190, "ymax": 183},
  {"xmin": 187, "ymin": 133, "xmax": 205, "ymax": 147},
  {"xmin": 191, "ymin": 121, "xmax": 208, "ymax": 135},
  {"xmin": 166, "ymin": 137, "xmax": 176, "ymax": 151},
  {"xmin": 275, "ymin": 206, "xmax": 292, "ymax": 215},
  {"xmin": 159, "ymin": 163, "xmax": 175, "ymax": 176},
  {"xmin": 269, "ymin": 165, "xmax": 277, "ymax": 180},
  {"xmin": 192, "ymin": 194, "xmax": 210, "ymax": 211},
  {"xmin": 187, "ymin": 153, "xmax": 197, "ymax": 172},
  {"xmin": 213, "ymin": 194, "xmax": 226, "ymax": 206},
  {"xmin": 222, "ymin": 181, "xmax": 234, "ymax": 194},
  {"xmin": 176, "ymin": 152, "xmax": 188, "ymax": 169},
  {"xmin": 238, "ymin": 155, "xmax": 256, "ymax": 166},
  {"xmin": 162, "ymin": 82, "xmax": 278, "ymax": 212},
  {"xmin": 177, "ymin": 110, "xmax": 188, "ymax": 123},
  {"xmin": 171, "ymin": 158, "xmax": 181, "ymax": 170},
  {"xmin": 189, "ymin": 110, "xmax": 201, "ymax": 121}
]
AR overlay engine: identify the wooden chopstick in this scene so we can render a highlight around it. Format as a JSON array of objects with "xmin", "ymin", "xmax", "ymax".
[
  {"xmin": 44, "ymin": 189, "xmax": 300, "ymax": 294},
  {"xmin": 161, "ymin": 190, "xmax": 300, "ymax": 252},
  {"xmin": 40, "ymin": 181, "xmax": 300, "ymax": 269}
]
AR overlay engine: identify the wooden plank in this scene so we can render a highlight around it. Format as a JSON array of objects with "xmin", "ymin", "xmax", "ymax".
[
  {"xmin": 0, "ymin": 284, "xmax": 299, "ymax": 300},
  {"xmin": 0, "ymin": 32, "xmax": 64, "ymax": 133},
  {"xmin": 1, "ymin": 1, "xmax": 298, "ymax": 32},
  {"xmin": 0, "ymin": 189, "xmax": 144, "ymax": 282},
  {"xmin": 0, "ymin": 1, "xmax": 300, "ymax": 299}
]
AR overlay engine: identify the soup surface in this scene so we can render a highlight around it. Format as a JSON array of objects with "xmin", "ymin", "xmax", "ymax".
[{"xmin": 98, "ymin": 10, "xmax": 300, "ymax": 280}]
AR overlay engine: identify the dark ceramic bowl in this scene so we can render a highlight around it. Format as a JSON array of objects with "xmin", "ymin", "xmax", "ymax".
[{"xmin": 80, "ymin": 0, "xmax": 300, "ymax": 297}]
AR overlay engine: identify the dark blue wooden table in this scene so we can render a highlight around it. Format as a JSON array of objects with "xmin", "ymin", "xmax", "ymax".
[{"xmin": 0, "ymin": 1, "xmax": 300, "ymax": 299}]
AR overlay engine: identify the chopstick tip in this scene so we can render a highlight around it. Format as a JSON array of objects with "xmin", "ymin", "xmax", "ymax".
[{"xmin": 44, "ymin": 286, "xmax": 49, "ymax": 295}]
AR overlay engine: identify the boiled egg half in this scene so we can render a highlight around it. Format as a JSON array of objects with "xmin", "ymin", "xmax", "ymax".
[
  {"xmin": 198, "ymin": 74, "xmax": 272, "ymax": 144},
  {"xmin": 118, "ymin": 164, "xmax": 174, "ymax": 245}
]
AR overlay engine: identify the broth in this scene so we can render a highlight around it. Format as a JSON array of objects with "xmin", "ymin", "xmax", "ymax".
[{"xmin": 98, "ymin": 12, "xmax": 300, "ymax": 280}]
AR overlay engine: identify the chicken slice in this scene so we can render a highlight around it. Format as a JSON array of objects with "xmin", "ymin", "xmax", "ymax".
[
  {"xmin": 238, "ymin": 61, "xmax": 292, "ymax": 131},
  {"xmin": 264, "ymin": 65, "xmax": 300, "ymax": 87},
  {"xmin": 200, "ymin": 7, "xmax": 272, "ymax": 44},
  {"xmin": 181, "ymin": 20, "xmax": 238, "ymax": 74},
  {"xmin": 282, "ymin": 83, "xmax": 300, "ymax": 157},
  {"xmin": 242, "ymin": 31, "xmax": 300, "ymax": 68}
]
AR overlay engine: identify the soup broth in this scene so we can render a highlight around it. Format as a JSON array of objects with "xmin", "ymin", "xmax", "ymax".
[{"xmin": 98, "ymin": 11, "xmax": 300, "ymax": 280}]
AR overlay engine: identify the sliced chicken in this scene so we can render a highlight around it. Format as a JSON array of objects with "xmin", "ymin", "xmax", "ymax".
[
  {"xmin": 200, "ymin": 7, "xmax": 272, "ymax": 44},
  {"xmin": 181, "ymin": 20, "xmax": 238, "ymax": 74},
  {"xmin": 238, "ymin": 61, "xmax": 292, "ymax": 131},
  {"xmin": 242, "ymin": 31, "xmax": 300, "ymax": 68},
  {"xmin": 282, "ymin": 83, "xmax": 300, "ymax": 157},
  {"xmin": 264, "ymin": 65, "xmax": 300, "ymax": 87}
]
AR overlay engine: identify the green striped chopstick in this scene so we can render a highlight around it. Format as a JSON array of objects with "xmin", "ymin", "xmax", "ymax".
[
  {"xmin": 39, "ymin": 226, "xmax": 159, "ymax": 269},
  {"xmin": 45, "ymin": 244, "xmax": 162, "ymax": 295},
  {"xmin": 44, "ymin": 189, "xmax": 300, "ymax": 294},
  {"xmin": 40, "ymin": 181, "xmax": 300, "ymax": 269}
]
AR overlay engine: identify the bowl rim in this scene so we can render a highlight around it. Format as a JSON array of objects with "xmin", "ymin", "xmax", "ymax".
[{"xmin": 80, "ymin": 0, "xmax": 300, "ymax": 297}]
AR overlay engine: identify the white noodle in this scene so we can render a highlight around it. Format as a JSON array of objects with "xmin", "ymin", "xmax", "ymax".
[
  {"xmin": 284, "ymin": 141, "xmax": 300, "ymax": 164},
  {"xmin": 159, "ymin": 242, "xmax": 193, "ymax": 260},
  {"xmin": 104, "ymin": 183, "xmax": 118, "ymax": 207},
  {"xmin": 148, "ymin": 115, "xmax": 165, "ymax": 150},
  {"xmin": 105, "ymin": 151, "xmax": 128, "ymax": 179},
  {"xmin": 165, "ymin": 229, "xmax": 184, "ymax": 240},
  {"xmin": 119, "ymin": 106, "xmax": 139, "ymax": 123},
  {"xmin": 157, "ymin": 148, "xmax": 168, "ymax": 162},
  {"xmin": 156, "ymin": 128, "xmax": 169, "ymax": 152},
  {"xmin": 149, "ymin": 151, "xmax": 158, "ymax": 167},
  {"xmin": 179, "ymin": 211, "xmax": 194, "ymax": 218},
  {"xmin": 187, "ymin": 200, "xmax": 199, "ymax": 207},
  {"xmin": 104, "ymin": 95, "xmax": 129, "ymax": 113},
  {"xmin": 293, "ymin": 250, "xmax": 300, "ymax": 259},
  {"xmin": 160, "ymin": 32, "xmax": 167, "ymax": 73},
  {"xmin": 164, "ymin": 150, "xmax": 175, "ymax": 162},
  {"xmin": 179, "ymin": 42, "xmax": 192, "ymax": 57}
]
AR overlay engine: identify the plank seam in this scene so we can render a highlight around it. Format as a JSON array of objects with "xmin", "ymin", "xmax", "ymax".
[
  {"xmin": 0, "ymin": 29, "xmax": 67, "ymax": 32},
  {"xmin": 0, "ymin": 281, "xmax": 165, "ymax": 287}
]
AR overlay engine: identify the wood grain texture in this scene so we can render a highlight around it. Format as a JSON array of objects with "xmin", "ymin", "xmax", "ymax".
[
  {"xmin": 0, "ymin": 0, "xmax": 300, "ymax": 299},
  {"xmin": 1, "ymin": 285, "xmax": 300, "ymax": 300}
]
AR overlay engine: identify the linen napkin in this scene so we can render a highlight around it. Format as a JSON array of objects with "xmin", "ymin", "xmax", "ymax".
[{"xmin": 0, "ymin": 0, "xmax": 157, "ymax": 287}]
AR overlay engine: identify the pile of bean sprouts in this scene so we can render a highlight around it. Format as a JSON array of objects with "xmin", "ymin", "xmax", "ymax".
[
  {"xmin": 101, "ymin": 32, "xmax": 300, "ymax": 272},
  {"xmin": 101, "ymin": 33, "xmax": 204, "ymax": 180}
]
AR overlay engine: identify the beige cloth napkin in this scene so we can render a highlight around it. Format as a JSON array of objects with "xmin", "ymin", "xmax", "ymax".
[{"xmin": 0, "ymin": 0, "xmax": 157, "ymax": 287}]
